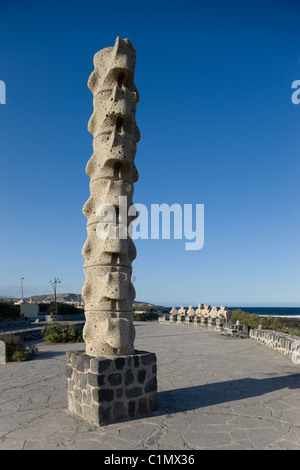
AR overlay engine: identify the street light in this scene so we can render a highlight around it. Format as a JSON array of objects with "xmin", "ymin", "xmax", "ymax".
[
  {"xmin": 21, "ymin": 277, "xmax": 25, "ymax": 303},
  {"xmin": 49, "ymin": 278, "xmax": 61, "ymax": 303}
]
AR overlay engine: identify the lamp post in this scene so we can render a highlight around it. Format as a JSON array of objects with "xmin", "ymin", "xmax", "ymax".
[
  {"xmin": 49, "ymin": 278, "xmax": 61, "ymax": 303},
  {"xmin": 21, "ymin": 277, "xmax": 25, "ymax": 303}
]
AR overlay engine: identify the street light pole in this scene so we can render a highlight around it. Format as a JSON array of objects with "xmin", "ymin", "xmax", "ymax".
[
  {"xmin": 49, "ymin": 278, "xmax": 61, "ymax": 303},
  {"xmin": 21, "ymin": 277, "xmax": 25, "ymax": 303}
]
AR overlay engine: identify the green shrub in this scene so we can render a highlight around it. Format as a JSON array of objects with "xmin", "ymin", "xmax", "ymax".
[
  {"xmin": 10, "ymin": 347, "xmax": 38, "ymax": 362},
  {"xmin": 133, "ymin": 305, "xmax": 154, "ymax": 312},
  {"xmin": 0, "ymin": 334, "xmax": 38, "ymax": 361},
  {"xmin": 288, "ymin": 328, "xmax": 300, "ymax": 337},
  {"xmin": 38, "ymin": 303, "xmax": 51, "ymax": 312},
  {"xmin": 133, "ymin": 312, "xmax": 159, "ymax": 321},
  {"xmin": 48, "ymin": 303, "xmax": 83, "ymax": 315},
  {"xmin": 231, "ymin": 309, "xmax": 260, "ymax": 329},
  {"xmin": 146, "ymin": 312, "xmax": 159, "ymax": 320},
  {"xmin": 133, "ymin": 313, "xmax": 147, "ymax": 321},
  {"xmin": 260, "ymin": 316, "xmax": 286, "ymax": 332},
  {"xmin": 0, "ymin": 302, "xmax": 20, "ymax": 320},
  {"xmin": 42, "ymin": 323, "xmax": 83, "ymax": 343},
  {"xmin": 231, "ymin": 309, "xmax": 300, "ymax": 337}
]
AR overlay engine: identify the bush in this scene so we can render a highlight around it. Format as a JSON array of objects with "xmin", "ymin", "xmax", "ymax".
[
  {"xmin": 133, "ymin": 312, "xmax": 159, "ymax": 321},
  {"xmin": 38, "ymin": 303, "xmax": 51, "ymax": 312},
  {"xmin": 231, "ymin": 309, "xmax": 300, "ymax": 337},
  {"xmin": 0, "ymin": 334, "xmax": 38, "ymax": 361},
  {"xmin": 231, "ymin": 309, "xmax": 260, "ymax": 330},
  {"xmin": 42, "ymin": 323, "xmax": 83, "ymax": 343},
  {"xmin": 260, "ymin": 316, "xmax": 287, "ymax": 332},
  {"xmin": 133, "ymin": 306, "xmax": 154, "ymax": 312},
  {"xmin": 146, "ymin": 312, "xmax": 159, "ymax": 320},
  {"xmin": 0, "ymin": 302, "xmax": 20, "ymax": 320},
  {"xmin": 133, "ymin": 313, "xmax": 147, "ymax": 321},
  {"xmin": 287, "ymin": 328, "xmax": 300, "ymax": 337},
  {"xmin": 48, "ymin": 303, "xmax": 83, "ymax": 315}
]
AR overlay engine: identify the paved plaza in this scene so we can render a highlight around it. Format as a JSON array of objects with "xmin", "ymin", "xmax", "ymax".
[{"xmin": 0, "ymin": 321, "xmax": 299, "ymax": 450}]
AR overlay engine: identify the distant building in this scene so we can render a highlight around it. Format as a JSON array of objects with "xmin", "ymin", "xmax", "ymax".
[{"xmin": 20, "ymin": 303, "xmax": 39, "ymax": 318}]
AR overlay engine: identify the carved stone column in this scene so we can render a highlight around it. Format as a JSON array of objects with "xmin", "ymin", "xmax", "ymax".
[
  {"xmin": 66, "ymin": 38, "xmax": 157, "ymax": 426},
  {"xmin": 82, "ymin": 36, "xmax": 139, "ymax": 357}
]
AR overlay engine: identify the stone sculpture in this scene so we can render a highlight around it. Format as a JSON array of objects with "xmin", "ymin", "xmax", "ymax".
[
  {"xmin": 202, "ymin": 305, "xmax": 211, "ymax": 317},
  {"xmin": 178, "ymin": 306, "xmax": 186, "ymax": 316},
  {"xmin": 218, "ymin": 306, "xmax": 232, "ymax": 320},
  {"xmin": 196, "ymin": 303, "xmax": 204, "ymax": 316},
  {"xmin": 209, "ymin": 306, "xmax": 218, "ymax": 318},
  {"xmin": 82, "ymin": 36, "xmax": 139, "ymax": 357},
  {"xmin": 187, "ymin": 305, "xmax": 195, "ymax": 316},
  {"xmin": 67, "ymin": 38, "xmax": 157, "ymax": 426}
]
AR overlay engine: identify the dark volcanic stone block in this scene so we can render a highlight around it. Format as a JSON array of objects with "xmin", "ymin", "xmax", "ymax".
[{"xmin": 66, "ymin": 350, "xmax": 157, "ymax": 426}]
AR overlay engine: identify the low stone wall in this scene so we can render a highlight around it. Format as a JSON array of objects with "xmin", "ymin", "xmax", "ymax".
[
  {"xmin": 0, "ymin": 321, "xmax": 85, "ymax": 343},
  {"xmin": 159, "ymin": 315, "xmax": 249, "ymax": 338},
  {"xmin": 250, "ymin": 329, "xmax": 300, "ymax": 365},
  {"xmin": 0, "ymin": 318, "xmax": 32, "ymax": 331},
  {"xmin": 3, "ymin": 327, "xmax": 45, "ymax": 342},
  {"xmin": 45, "ymin": 314, "xmax": 85, "ymax": 322},
  {"xmin": 159, "ymin": 316, "xmax": 300, "ymax": 364}
]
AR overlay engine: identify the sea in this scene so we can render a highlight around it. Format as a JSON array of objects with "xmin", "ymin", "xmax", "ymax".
[{"xmin": 160, "ymin": 307, "xmax": 300, "ymax": 319}]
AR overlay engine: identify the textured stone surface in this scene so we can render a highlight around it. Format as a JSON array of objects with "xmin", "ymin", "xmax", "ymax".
[
  {"xmin": 159, "ymin": 314, "xmax": 300, "ymax": 363},
  {"xmin": 186, "ymin": 306, "xmax": 195, "ymax": 316},
  {"xmin": 177, "ymin": 307, "xmax": 186, "ymax": 316},
  {"xmin": 66, "ymin": 350, "xmax": 157, "ymax": 425},
  {"xmin": 0, "ymin": 341, "xmax": 6, "ymax": 364},
  {"xmin": 159, "ymin": 312, "xmax": 247, "ymax": 337},
  {"xmin": 250, "ymin": 329, "xmax": 300, "ymax": 365},
  {"xmin": 0, "ymin": 322, "xmax": 299, "ymax": 450},
  {"xmin": 68, "ymin": 38, "xmax": 158, "ymax": 426},
  {"xmin": 82, "ymin": 37, "xmax": 140, "ymax": 357}
]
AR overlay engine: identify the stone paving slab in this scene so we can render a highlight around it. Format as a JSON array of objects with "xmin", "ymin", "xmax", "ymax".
[{"xmin": 0, "ymin": 321, "xmax": 299, "ymax": 450}]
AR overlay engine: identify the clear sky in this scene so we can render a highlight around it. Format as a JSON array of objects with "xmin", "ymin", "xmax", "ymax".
[{"xmin": 0, "ymin": 0, "xmax": 299, "ymax": 306}]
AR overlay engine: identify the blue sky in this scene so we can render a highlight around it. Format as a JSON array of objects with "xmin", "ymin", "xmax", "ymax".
[{"xmin": 0, "ymin": 0, "xmax": 299, "ymax": 306}]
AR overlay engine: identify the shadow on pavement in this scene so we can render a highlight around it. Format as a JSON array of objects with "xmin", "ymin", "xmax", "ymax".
[
  {"xmin": 33, "ymin": 350, "xmax": 68, "ymax": 360},
  {"xmin": 158, "ymin": 374, "xmax": 300, "ymax": 413}
]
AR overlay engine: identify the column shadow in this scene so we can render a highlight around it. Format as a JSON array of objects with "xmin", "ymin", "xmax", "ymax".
[{"xmin": 158, "ymin": 374, "xmax": 300, "ymax": 413}]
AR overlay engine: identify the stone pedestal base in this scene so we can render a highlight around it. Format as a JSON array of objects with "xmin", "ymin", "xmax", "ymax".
[
  {"xmin": 215, "ymin": 318, "xmax": 224, "ymax": 331},
  {"xmin": 207, "ymin": 318, "xmax": 216, "ymax": 329},
  {"xmin": 66, "ymin": 350, "xmax": 157, "ymax": 426}
]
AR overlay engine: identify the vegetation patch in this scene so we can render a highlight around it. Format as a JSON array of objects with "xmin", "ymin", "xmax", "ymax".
[
  {"xmin": 0, "ymin": 302, "xmax": 20, "ymax": 320},
  {"xmin": 42, "ymin": 323, "xmax": 83, "ymax": 343},
  {"xmin": 0, "ymin": 334, "xmax": 38, "ymax": 361},
  {"xmin": 231, "ymin": 309, "xmax": 300, "ymax": 337},
  {"xmin": 48, "ymin": 303, "xmax": 84, "ymax": 315},
  {"xmin": 133, "ymin": 312, "xmax": 159, "ymax": 321}
]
